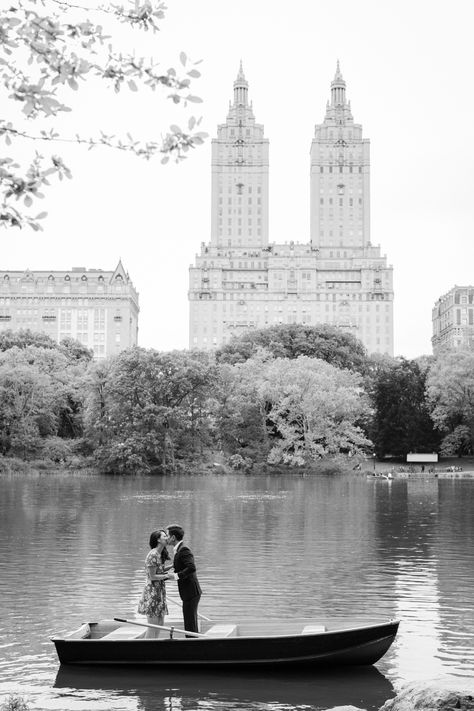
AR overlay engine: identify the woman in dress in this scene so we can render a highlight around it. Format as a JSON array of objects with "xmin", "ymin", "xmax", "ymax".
[{"xmin": 137, "ymin": 529, "xmax": 172, "ymax": 638}]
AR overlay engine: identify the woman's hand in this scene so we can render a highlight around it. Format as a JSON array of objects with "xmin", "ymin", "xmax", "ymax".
[{"xmin": 155, "ymin": 573, "xmax": 169, "ymax": 581}]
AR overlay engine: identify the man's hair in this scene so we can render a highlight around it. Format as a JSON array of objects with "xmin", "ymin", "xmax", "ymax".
[{"xmin": 167, "ymin": 524, "xmax": 184, "ymax": 541}]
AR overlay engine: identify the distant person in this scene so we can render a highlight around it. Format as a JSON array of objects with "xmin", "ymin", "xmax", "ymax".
[
  {"xmin": 166, "ymin": 524, "xmax": 202, "ymax": 635},
  {"xmin": 421, "ymin": 464, "xmax": 425, "ymax": 472},
  {"xmin": 137, "ymin": 530, "xmax": 172, "ymax": 638}
]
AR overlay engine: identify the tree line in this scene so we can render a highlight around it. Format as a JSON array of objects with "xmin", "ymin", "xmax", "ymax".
[{"xmin": 0, "ymin": 325, "xmax": 473, "ymax": 473}]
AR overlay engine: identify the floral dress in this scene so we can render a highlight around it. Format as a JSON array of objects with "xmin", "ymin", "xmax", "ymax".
[{"xmin": 137, "ymin": 549, "xmax": 168, "ymax": 618}]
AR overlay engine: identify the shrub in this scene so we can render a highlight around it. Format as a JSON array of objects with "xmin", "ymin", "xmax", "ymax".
[{"xmin": 0, "ymin": 695, "xmax": 30, "ymax": 711}]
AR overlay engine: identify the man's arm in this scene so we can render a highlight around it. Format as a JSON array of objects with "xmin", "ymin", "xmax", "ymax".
[{"xmin": 175, "ymin": 548, "xmax": 197, "ymax": 580}]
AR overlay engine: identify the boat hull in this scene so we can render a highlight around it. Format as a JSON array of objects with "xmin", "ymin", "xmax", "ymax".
[{"xmin": 52, "ymin": 619, "xmax": 399, "ymax": 668}]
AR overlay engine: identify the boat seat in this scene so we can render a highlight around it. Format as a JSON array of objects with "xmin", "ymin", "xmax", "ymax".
[
  {"xmin": 101, "ymin": 625, "xmax": 146, "ymax": 640},
  {"xmin": 204, "ymin": 624, "xmax": 237, "ymax": 638},
  {"xmin": 302, "ymin": 624, "xmax": 327, "ymax": 634},
  {"xmin": 63, "ymin": 623, "xmax": 90, "ymax": 640}
]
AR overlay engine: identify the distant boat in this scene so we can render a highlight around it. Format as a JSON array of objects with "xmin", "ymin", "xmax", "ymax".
[
  {"xmin": 367, "ymin": 472, "xmax": 393, "ymax": 480},
  {"xmin": 51, "ymin": 617, "xmax": 399, "ymax": 668}
]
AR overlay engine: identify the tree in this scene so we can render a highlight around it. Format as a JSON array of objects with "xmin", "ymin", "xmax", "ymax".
[
  {"xmin": 1, "ymin": 0, "xmax": 207, "ymax": 229},
  {"xmin": 258, "ymin": 356, "xmax": 372, "ymax": 465},
  {"xmin": 85, "ymin": 347, "xmax": 216, "ymax": 473},
  {"xmin": 426, "ymin": 349, "xmax": 474, "ymax": 456},
  {"xmin": 0, "ymin": 340, "xmax": 90, "ymax": 455},
  {"xmin": 0, "ymin": 327, "xmax": 57, "ymax": 351},
  {"xmin": 58, "ymin": 336, "xmax": 93, "ymax": 363},
  {"xmin": 216, "ymin": 323, "xmax": 370, "ymax": 374},
  {"xmin": 213, "ymin": 355, "xmax": 271, "ymax": 460},
  {"xmin": 215, "ymin": 352, "xmax": 372, "ymax": 466},
  {"xmin": 369, "ymin": 357, "xmax": 440, "ymax": 458}
]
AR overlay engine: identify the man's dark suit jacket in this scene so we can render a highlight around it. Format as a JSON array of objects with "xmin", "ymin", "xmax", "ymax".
[{"xmin": 173, "ymin": 544, "xmax": 202, "ymax": 602}]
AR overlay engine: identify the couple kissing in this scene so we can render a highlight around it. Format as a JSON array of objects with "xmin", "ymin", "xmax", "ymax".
[{"xmin": 137, "ymin": 524, "xmax": 202, "ymax": 638}]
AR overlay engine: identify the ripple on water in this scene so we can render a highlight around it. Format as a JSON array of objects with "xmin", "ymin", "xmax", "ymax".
[{"xmin": 1, "ymin": 473, "xmax": 474, "ymax": 707}]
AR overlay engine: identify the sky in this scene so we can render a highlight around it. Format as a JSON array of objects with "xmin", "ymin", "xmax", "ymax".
[{"xmin": 3, "ymin": 0, "xmax": 474, "ymax": 358}]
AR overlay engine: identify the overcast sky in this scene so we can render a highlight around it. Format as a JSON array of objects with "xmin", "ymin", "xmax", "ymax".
[{"xmin": 4, "ymin": 0, "xmax": 474, "ymax": 358}]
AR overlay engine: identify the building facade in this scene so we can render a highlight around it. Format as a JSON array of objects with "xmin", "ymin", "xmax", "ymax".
[
  {"xmin": 189, "ymin": 63, "xmax": 394, "ymax": 355},
  {"xmin": 0, "ymin": 260, "xmax": 139, "ymax": 358},
  {"xmin": 432, "ymin": 286, "xmax": 474, "ymax": 353}
]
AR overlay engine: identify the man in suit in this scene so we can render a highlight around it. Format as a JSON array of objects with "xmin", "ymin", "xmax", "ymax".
[{"xmin": 166, "ymin": 524, "xmax": 202, "ymax": 635}]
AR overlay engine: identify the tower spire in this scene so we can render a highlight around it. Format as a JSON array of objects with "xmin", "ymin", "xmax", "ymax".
[
  {"xmin": 233, "ymin": 60, "xmax": 249, "ymax": 107},
  {"xmin": 331, "ymin": 59, "xmax": 346, "ymax": 106}
]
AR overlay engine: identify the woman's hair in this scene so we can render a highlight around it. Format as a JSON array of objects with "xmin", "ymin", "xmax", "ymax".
[{"xmin": 149, "ymin": 530, "xmax": 170, "ymax": 563}]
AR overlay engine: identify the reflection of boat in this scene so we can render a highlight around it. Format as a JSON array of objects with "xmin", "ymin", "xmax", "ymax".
[
  {"xmin": 54, "ymin": 664, "xmax": 395, "ymax": 711},
  {"xmin": 51, "ymin": 617, "xmax": 399, "ymax": 668}
]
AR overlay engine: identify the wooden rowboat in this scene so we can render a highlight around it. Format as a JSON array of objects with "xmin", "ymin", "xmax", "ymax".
[{"xmin": 51, "ymin": 616, "xmax": 399, "ymax": 668}]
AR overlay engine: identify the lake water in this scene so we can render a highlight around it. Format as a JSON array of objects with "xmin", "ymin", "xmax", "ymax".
[{"xmin": 1, "ymin": 471, "xmax": 474, "ymax": 711}]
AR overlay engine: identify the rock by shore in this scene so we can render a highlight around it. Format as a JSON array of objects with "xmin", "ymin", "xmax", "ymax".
[{"xmin": 379, "ymin": 680, "xmax": 474, "ymax": 711}]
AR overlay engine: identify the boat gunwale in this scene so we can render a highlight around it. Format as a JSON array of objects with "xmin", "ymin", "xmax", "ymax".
[{"xmin": 51, "ymin": 619, "xmax": 399, "ymax": 643}]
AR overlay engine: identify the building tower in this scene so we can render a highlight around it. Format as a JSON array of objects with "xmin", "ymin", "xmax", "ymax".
[
  {"xmin": 310, "ymin": 60, "xmax": 370, "ymax": 249},
  {"xmin": 189, "ymin": 63, "xmax": 394, "ymax": 356},
  {"xmin": 210, "ymin": 61, "xmax": 269, "ymax": 249}
]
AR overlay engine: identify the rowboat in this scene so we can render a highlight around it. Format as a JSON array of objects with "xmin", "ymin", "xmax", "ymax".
[{"xmin": 51, "ymin": 616, "xmax": 399, "ymax": 667}]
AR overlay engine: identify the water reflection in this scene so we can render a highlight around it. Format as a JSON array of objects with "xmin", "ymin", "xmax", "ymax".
[
  {"xmin": 1, "ymin": 471, "xmax": 474, "ymax": 709},
  {"xmin": 54, "ymin": 665, "xmax": 394, "ymax": 711}
]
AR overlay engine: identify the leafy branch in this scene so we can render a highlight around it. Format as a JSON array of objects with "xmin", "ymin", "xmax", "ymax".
[{"xmin": 0, "ymin": 0, "xmax": 208, "ymax": 230}]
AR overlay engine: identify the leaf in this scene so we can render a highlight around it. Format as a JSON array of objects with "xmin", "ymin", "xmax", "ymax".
[
  {"xmin": 188, "ymin": 116, "xmax": 196, "ymax": 131},
  {"xmin": 187, "ymin": 69, "xmax": 201, "ymax": 78},
  {"xmin": 170, "ymin": 124, "xmax": 182, "ymax": 134},
  {"xmin": 68, "ymin": 77, "xmax": 79, "ymax": 90},
  {"xmin": 24, "ymin": 195, "xmax": 33, "ymax": 207},
  {"xmin": 179, "ymin": 52, "xmax": 187, "ymax": 66},
  {"xmin": 186, "ymin": 95, "xmax": 203, "ymax": 103},
  {"xmin": 128, "ymin": 79, "xmax": 138, "ymax": 92},
  {"xmin": 35, "ymin": 212, "xmax": 48, "ymax": 220},
  {"xmin": 161, "ymin": 156, "xmax": 169, "ymax": 164}
]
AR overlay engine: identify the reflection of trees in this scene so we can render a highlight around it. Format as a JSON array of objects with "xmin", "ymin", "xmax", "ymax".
[
  {"xmin": 55, "ymin": 666, "xmax": 393, "ymax": 711},
  {"xmin": 372, "ymin": 479, "xmax": 438, "ymax": 560},
  {"xmin": 435, "ymin": 481, "xmax": 474, "ymax": 673}
]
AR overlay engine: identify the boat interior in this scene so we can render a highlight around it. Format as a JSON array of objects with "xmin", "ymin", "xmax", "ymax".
[{"xmin": 58, "ymin": 617, "xmax": 391, "ymax": 641}]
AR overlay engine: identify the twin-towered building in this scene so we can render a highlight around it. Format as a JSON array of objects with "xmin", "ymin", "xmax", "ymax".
[{"xmin": 189, "ymin": 62, "xmax": 394, "ymax": 355}]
